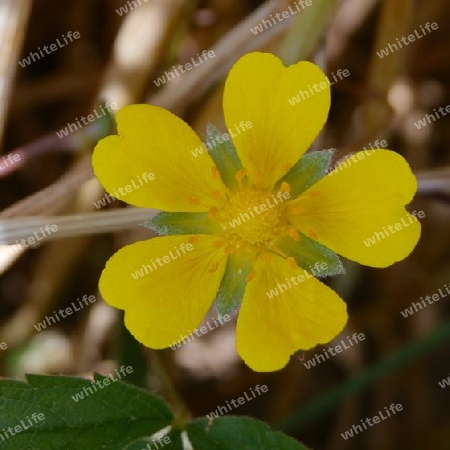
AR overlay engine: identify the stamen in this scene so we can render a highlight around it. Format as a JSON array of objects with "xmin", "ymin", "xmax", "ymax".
[
  {"xmin": 211, "ymin": 190, "xmax": 223, "ymax": 200},
  {"xmin": 288, "ymin": 228, "xmax": 300, "ymax": 242},
  {"xmin": 281, "ymin": 181, "xmax": 290, "ymax": 193},
  {"xmin": 213, "ymin": 239, "xmax": 224, "ymax": 249},
  {"xmin": 308, "ymin": 228, "xmax": 318, "ymax": 240},
  {"xmin": 308, "ymin": 190, "xmax": 320, "ymax": 198},
  {"xmin": 211, "ymin": 180, "xmax": 289, "ymax": 251},
  {"xmin": 261, "ymin": 252, "xmax": 272, "ymax": 263},
  {"xmin": 290, "ymin": 206, "xmax": 304, "ymax": 215},
  {"xmin": 245, "ymin": 270, "xmax": 257, "ymax": 282},
  {"xmin": 235, "ymin": 168, "xmax": 247, "ymax": 190},
  {"xmin": 188, "ymin": 236, "xmax": 202, "ymax": 244},
  {"xmin": 287, "ymin": 257, "xmax": 298, "ymax": 270},
  {"xmin": 208, "ymin": 206, "xmax": 219, "ymax": 218},
  {"xmin": 211, "ymin": 165, "xmax": 220, "ymax": 179},
  {"xmin": 282, "ymin": 163, "xmax": 293, "ymax": 172},
  {"xmin": 188, "ymin": 196, "xmax": 201, "ymax": 205},
  {"xmin": 208, "ymin": 261, "xmax": 220, "ymax": 273},
  {"xmin": 235, "ymin": 168, "xmax": 247, "ymax": 181}
]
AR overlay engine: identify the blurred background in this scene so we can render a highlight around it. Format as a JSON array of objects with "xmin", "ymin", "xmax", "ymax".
[{"xmin": 0, "ymin": 0, "xmax": 449, "ymax": 449}]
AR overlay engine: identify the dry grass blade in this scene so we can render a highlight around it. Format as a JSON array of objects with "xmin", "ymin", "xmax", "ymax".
[
  {"xmin": 0, "ymin": 0, "xmax": 32, "ymax": 148},
  {"xmin": 0, "ymin": 208, "xmax": 156, "ymax": 244}
]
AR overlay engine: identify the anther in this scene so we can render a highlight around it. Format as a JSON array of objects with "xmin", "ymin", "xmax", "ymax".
[
  {"xmin": 211, "ymin": 190, "xmax": 223, "ymax": 200},
  {"xmin": 208, "ymin": 262, "xmax": 220, "ymax": 273},
  {"xmin": 188, "ymin": 196, "xmax": 201, "ymax": 205},
  {"xmin": 245, "ymin": 270, "xmax": 257, "ymax": 282},
  {"xmin": 211, "ymin": 166, "xmax": 220, "ymax": 179},
  {"xmin": 308, "ymin": 190, "xmax": 320, "ymax": 198},
  {"xmin": 290, "ymin": 206, "xmax": 304, "ymax": 215},
  {"xmin": 235, "ymin": 168, "xmax": 247, "ymax": 181},
  {"xmin": 281, "ymin": 181, "xmax": 291, "ymax": 193},
  {"xmin": 308, "ymin": 228, "xmax": 318, "ymax": 240},
  {"xmin": 213, "ymin": 239, "xmax": 224, "ymax": 249},
  {"xmin": 208, "ymin": 207, "xmax": 218, "ymax": 218},
  {"xmin": 288, "ymin": 228, "xmax": 300, "ymax": 242},
  {"xmin": 287, "ymin": 257, "xmax": 298, "ymax": 270},
  {"xmin": 188, "ymin": 236, "xmax": 202, "ymax": 244},
  {"xmin": 261, "ymin": 252, "xmax": 272, "ymax": 263}
]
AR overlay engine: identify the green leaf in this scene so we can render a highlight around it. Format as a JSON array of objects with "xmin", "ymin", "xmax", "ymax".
[
  {"xmin": 0, "ymin": 374, "xmax": 312, "ymax": 449},
  {"xmin": 215, "ymin": 252, "xmax": 252, "ymax": 315},
  {"xmin": 278, "ymin": 233, "xmax": 344, "ymax": 277},
  {"xmin": 0, "ymin": 373, "xmax": 173, "ymax": 449},
  {"xmin": 276, "ymin": 150, "xmax": 334, "ymax": 199},
  {"xmin": 142, "ymin": 212, "xmax": 221, "ymax": 235},
  {"xmin": 206, "ymin": 124, "xmax": 244, "ymax": 192},
  {"xmin": 125, "ymin": 429, "xmax": 184, "ymax": 450},
  {"xmin": 187, "ymin": 416, "xmax": 309, "ymax": 449}
]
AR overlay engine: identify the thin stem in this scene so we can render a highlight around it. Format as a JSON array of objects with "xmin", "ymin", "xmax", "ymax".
[
  {"xmin": 0, "ymin": 208, "xmax": 157, "ymax": 244},
  {"xmin": 151, "ymin": 351, "xmax": 192, "ymax": 427}
]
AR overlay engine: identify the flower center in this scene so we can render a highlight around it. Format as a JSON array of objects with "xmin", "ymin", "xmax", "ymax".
[{"xmin": 214, "ymin": 188, "xmax": 290, "ymax": 251}]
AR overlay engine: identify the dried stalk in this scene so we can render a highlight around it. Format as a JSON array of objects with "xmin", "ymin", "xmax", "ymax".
[
  {"xmin": 0, "ymin": 0, "xmax": 32, "ymax": 147},
  {"xmin": 150, "ymin": 0, "xmax": 293, "ymax": 113},
  {"xmin": 0, "ymin": 208, "xmax": 156, "ymax": 245}
]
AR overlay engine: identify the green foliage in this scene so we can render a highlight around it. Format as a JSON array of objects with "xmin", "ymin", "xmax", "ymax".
[
  {"xmin": 0, "ymin": 374, "xmax": 172, "ymax": 449},
  {"xmin": 187, "ymin": 417, "xmax": 309, "ymax": 449},
  {"xmin": 0, "ymin": 374, "xmax": 308, "ymax": 449}
]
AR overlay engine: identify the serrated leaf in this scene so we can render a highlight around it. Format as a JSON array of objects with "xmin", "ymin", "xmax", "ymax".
[
  {"xmin": 206, "ymin": 124, "xmax": 244, "ymax": 192},
  {"xmin": 276, "ymin": 150, "xmax": 334, "ymax": 199},
  {"xmin": 0, "ymin": 373, "xmax": 173, "ymax": 450},
  {"xmin": 187, "ymin": 416, "xmax": 309, "ymax": 449},
  {"xmin": 142, "ymin": 212, "xmax": 220, "ymax": 235},
  {"xmin": 278, "ymin": 233, "xmax": 345, "ymax": 277},
  {"xmin": 215, "ymin": 252, "xmax": 252, "ymax": 315},
  {"xmin": 125, "ymin": 429, "xmax": 183, "ymax": 450}
]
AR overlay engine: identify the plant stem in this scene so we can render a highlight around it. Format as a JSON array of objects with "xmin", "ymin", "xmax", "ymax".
[{"xmin": 151, "ymin": 351, "xmax": 192, "ymax": 427}]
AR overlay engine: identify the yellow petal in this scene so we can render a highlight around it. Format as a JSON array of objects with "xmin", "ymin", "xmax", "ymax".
[
  {"xmin": 223, "ymin": 52, "xmax": 330, "ymax": 189},
  {"xmin": 286, "ymin": 150, "xmax": 421, "ymax": 268},
  {"xmin": 92, "ymin": 104, "xmax": 227, "ymax": 212},
  {"xmin": 236, "ymin": 255, "xmax": 347, "ymax": 372},
  {"xmin": 99, "ymin": 235, "xmax": 227, "ymax": 348}
]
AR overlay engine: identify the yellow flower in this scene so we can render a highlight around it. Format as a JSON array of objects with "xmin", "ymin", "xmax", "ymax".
[{"xmin": 92, "ymin": 52, "xmax": 420, "ymax": 372}]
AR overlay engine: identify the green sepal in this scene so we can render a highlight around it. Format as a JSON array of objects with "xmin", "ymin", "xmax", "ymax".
[
  {"xmin": 215, "ymin": 252, "xmax": 252, "ymax": 315},
  {"xmin": 206, "ymin": 124, "xmax": 244, "ymax": 192},
  {"xmin": 141, "ymin": 212, "xmax": 221, "ymax": 235},
  {"xmin": 276, "ymin": 149, "xmax": 334, "ymax": 199},
  {"xmin": 278, "ymin": 232, "xmax": 344, "ymax": 277}
]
